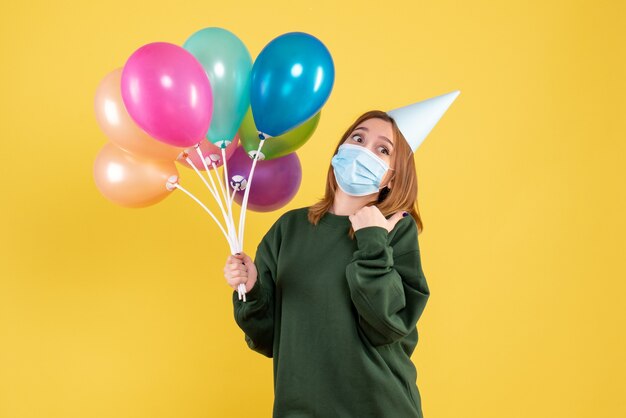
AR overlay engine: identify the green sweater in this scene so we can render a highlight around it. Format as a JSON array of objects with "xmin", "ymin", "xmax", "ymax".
[{"xmin": 232, "ymin": 206, "xmax": 430, "ymax": 417}]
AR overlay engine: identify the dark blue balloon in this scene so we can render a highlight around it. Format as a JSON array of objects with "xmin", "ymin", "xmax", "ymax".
[{"xmin": 250, "ymin": 32, "xmax": 334, "ymax": 137}]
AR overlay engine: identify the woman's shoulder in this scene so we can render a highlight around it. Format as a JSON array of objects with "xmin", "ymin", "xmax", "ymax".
[
  {"xmin": 256, "ymin": 207, "xmax": 308, "ymax": 249},
  {"xmin": 388, "ymin": 213, "xmax": 419, "ymax": 254},
  {"xmin": 267, "ymin": 206, "xmax": 310, "ymax": 231},
  {"xmin": 280, "ymin": 206, "xmax": 310, "ymax": 220}
]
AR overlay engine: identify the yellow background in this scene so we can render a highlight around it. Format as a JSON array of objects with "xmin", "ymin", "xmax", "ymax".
[{"xmin": 1, "ymin": 0, "xmax": 624, "ymax": 417}]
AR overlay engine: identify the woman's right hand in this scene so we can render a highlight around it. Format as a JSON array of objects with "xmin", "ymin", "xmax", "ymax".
[{"xmin": 224, "ymin": 252, "xmax": 258, "ymax": 293}]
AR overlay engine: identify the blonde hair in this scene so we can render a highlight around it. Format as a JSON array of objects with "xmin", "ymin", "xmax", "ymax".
[{"xmin": 307, "ymin": 110, "xmax": 423, "ymax": 239}]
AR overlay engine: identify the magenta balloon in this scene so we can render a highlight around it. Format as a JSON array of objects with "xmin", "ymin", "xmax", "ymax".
[
  {"xmin": 227, "ymin": 145, "xmax": 301, "ymax": 212},
  {"xmin": 121, "ymin": 42, "xmax": 213, "ymax": 148}
]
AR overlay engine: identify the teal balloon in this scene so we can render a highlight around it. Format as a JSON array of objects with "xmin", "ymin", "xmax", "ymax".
[
  {"xmin": 250, "ymin": 32, "xmax": 334, "ymax": 137},
  {"xmin": 183, "ymin": 27, "xmax": 252, "ymax": 147}
]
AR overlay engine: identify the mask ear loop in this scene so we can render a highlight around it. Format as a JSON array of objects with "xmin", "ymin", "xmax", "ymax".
[
  {"xmin": 377, "ymin": 166, "xmax": 396, "ymax": 204},
  {"xmin": 383, "ymin": 167, "xmax": 396, "ymax": 191}
]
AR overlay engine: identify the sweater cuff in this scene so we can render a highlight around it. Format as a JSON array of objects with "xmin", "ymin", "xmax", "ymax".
[
  {"xmin": 354, "ymin": 226, "xmax": 388, "ymax": 253},
  {"xmin": 233, "ymin": 279, "xmax": 263, "ymax": 302}
]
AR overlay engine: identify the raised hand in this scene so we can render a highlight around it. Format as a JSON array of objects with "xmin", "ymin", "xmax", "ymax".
[{"xmin": 348, "ymin": 205, "xmax": 407, "ymax": 233}]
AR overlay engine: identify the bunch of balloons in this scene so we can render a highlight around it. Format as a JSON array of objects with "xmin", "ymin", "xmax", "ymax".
[{"xmin": 93, "ymin": 28, "xmax": 335, "ymax": 301}]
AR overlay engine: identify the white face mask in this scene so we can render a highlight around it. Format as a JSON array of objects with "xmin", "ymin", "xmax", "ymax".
[{"xmin": 331, "ymin": 144, "xmax": 394, "ymax": 196}]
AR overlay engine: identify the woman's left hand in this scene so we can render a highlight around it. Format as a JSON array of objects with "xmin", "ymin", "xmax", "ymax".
[{"xmin": 349, "ymin": 205, "xmax": 407, "ymax": 233}]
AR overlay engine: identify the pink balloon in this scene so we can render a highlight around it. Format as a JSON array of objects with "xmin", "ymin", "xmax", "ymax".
[
  {"xmin": 226, "ymin": 145, "xmax": 301, "ymax": 212},
  {"xmin": 177, "ymin": 134, "xmax": 240, "ymax": 171},
  {"xmin": 121, "ymin": 42, "xmax": 213, "ymax": 148}
]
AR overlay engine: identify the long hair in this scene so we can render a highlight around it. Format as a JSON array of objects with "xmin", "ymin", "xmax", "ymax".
[{"xmin": 307, "ymin": 110, "xmax": 424, "ymax": 239}]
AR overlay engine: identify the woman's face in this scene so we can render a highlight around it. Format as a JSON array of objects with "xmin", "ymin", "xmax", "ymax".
[
  {"xmin": 342, "ymin": 117, "xmax": 395, "ymax": 165},
  {"xmin": 341, "ymin": 117, "xmax": 395, "ymax": 188}
]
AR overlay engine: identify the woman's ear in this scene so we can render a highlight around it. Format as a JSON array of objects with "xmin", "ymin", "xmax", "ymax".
[{"xmin": 387, "ymin": 171, "xmax": 395, "ymax": 190}]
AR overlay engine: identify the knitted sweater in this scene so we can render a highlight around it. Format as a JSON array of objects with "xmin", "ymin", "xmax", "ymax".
[{"xmin": 232, "ymin": 206, "xmax": 430, "ymax": 417}]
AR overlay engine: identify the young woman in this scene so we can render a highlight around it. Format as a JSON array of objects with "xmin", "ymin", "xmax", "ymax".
[{"xmin": 224, "ymin": 110, "xmax": 430, "ymax": 417}]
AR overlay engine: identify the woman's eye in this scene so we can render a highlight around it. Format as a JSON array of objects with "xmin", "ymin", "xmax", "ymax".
[
  {"xmin": 351, "ymin": 134, "xmax": 363, "ymax": 142},
  {"xmin": 379, "ymin": 147, "xmax": 390, "ymax": 155}
]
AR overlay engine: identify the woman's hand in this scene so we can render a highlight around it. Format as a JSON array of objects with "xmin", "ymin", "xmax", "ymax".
[
  {"xmin": 224, "ymin": 252, "xmax": 258, "ymax": 293},
  {"xmin": 349, "ymin": 205, "xmax": 407, "ymax": 233}
]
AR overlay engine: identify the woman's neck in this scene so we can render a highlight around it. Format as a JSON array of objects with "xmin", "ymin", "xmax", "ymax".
[{"xmin": 330, "ymin": 189, "xmax": 377, "ymax": 216}]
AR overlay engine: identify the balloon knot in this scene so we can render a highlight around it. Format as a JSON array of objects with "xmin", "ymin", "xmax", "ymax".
[{"xmin": 165, "ymin": 175, "xmax": 179, "ymax": 191}]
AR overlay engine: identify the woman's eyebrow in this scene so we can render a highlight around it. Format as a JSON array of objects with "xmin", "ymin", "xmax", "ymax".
[{"xmin": 379, "ymin": 137, "xmax": 394, "ymax": 148}]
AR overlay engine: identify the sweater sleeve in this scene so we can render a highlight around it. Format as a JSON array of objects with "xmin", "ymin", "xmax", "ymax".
[
  {"xmin": 345, "ymin": 216, "xmax": 430, "ymax": 347},
  {"xmin": 232, "ymin": 220, "xmax": 281, "ymax": 358}
]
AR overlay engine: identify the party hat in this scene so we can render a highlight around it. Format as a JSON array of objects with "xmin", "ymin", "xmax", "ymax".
[{"xmin": 387, "ymin": 90, "xmax": 460, "ymax": 152}]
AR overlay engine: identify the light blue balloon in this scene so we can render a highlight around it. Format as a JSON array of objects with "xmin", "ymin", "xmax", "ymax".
[
  {"xmin": 250, "ymin": 32, "xmax": 334, "ymax": 137},
  {"xmin": 183, "ymin": 27, "xmax": 252, "ymax": 147}
]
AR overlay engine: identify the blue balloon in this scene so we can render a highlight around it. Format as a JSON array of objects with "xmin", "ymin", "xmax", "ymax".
[{"xmin": 250, "ymin": 32, "xmax": 334, "ymax": 137}]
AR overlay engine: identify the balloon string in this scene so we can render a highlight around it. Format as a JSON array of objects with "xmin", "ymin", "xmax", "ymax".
[
  {"xmin": 193, "ymin": 145, "xmax": 247, "ymax": 301},
  {"xmin": 210, "ymin": 160, "xmax": 237, "ymax": 246},
  {"xmin": 184, "ymin": 155, "xmax": 221, "ymax": 209},
  {"xmin": 211, "ymin": 148, "xmax": 246, "ymax": 302},
  {"xmin": 219, "ymin": 148, "xmax": 246, "ymax": 300},
  {"xmin": 174, "ymin": 147, "xmax": 248, "ymax": 302},
  {"xmin": 211, "ymin": 153, "xmax": 246, "ymax": 301},
  {"xmin": 229, "ymin": 182, "xmax": 238, "ymax": 206},
  {"xmin": 221, "ymin": 147, "xmax": 247, "ymax": 301},
  {"xmin": 193, "ymin": 147, "xmax": 233, "ymax": 238},
  {"xmin": 171, "ymin": 182, "xmax": 234, "ymax": 251},
  {"xmin": 237, "ymin": 139, "xmax": 266, "ymax": 251},
  {"xmin": 221, "ymin": 147, "xmax": 237, "ymax": 249}
]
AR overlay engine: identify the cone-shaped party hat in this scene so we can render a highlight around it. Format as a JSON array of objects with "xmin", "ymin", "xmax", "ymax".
[{"xmin": 387, "ymin": 90, "xmax": 460, "ymax": 152}]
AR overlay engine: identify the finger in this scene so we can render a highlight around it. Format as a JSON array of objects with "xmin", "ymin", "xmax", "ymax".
[
  {"xmin": 227, "ymin": 276, "xmax": 246, "ymax": 287},
  {"xmin": 242, "ymin": 256, "xmax": 255, "ymax": 268},
  {"xmin": 229, "ymin": 265, "xmax": 248, "ymax": 274},
  {"xmin": 230, "ymin": 269, "xmax": 248, "ymax": 277},
  {"xmin": 228, "ymin": 273, "xmax": 248, "ymax": 284},
  {"xmin": 364, "ymin": 204, "xmax": 378, "ymax": 213},
  {"xmin": 230, "ymin": 261, "xmax": 247, "ymax": 269},
  {"xmin": 388, "ymin": 210, "xmax": 407, "ymax": 229},
  {"xmin": 226, "ymin": 277, "xmax": 240, "ymax": 289},
  {"xmin": 226, "ymin": 267, "xmax": 247, "ymax": 278},
  {"xmin": 231, "ymin": 270, "xmax": 247, "ymax": 279},
  {"xmin": 227, "ymin": 255, "xmax": 244, "ymax": 265}
]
